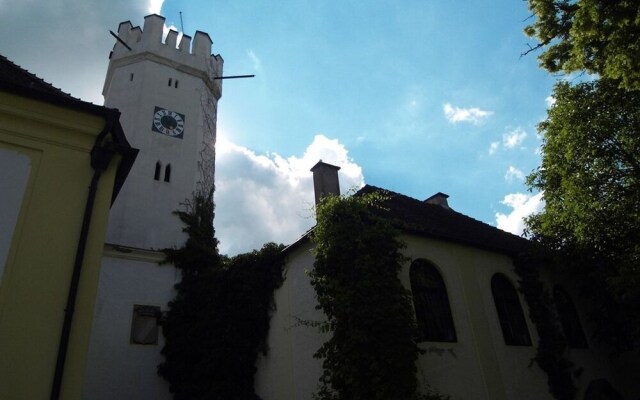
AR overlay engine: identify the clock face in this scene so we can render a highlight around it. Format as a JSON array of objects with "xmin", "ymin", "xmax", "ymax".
[{"xmin": 152, "ymin": 107, "xmax": 185, "ymax": 139}]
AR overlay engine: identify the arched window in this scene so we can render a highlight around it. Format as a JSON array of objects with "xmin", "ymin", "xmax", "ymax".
[
  {"xmin": 410, "ymin": 259, "xmax": 456, "ymax": 342},
  {"xmin": 554, "ymin": 286, "xmax": 588, "ymax": 348},
  {"xmin": 164, "ymin": 164, "xmax": 171, "ymax": 182},
  {"xmin": 154, "ymin": 161, "xmax": 162, "ymax": 181},
  {"xmin": 491, "ymin": 273, "xmax": 531, "ymax": 346}
]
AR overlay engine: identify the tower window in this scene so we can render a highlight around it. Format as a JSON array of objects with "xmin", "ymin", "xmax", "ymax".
[
  {"xmin": 174, "ymin": 80, "xmax": 179, "ymax": 88},
  {"xmin": 491, "ymin": 273, "xmax": 532, "ymax": 346},
  {"xmin": 410, "ymin": 259, "xmax": 457, "ymax": 342},
  {"xmin": 154, "ymin": 161, "xmax": 162, "ymax": 181},
  {"xmin": 168, "ymin": 78, "xmax": 172, "ymax": 86},
  {"xmin": 164, "ymin": 164, "xmax": 171, "ymax": 182},
  {"xmin": 129, "ymin": 73, "xmax": 134, "ymax": 81}
]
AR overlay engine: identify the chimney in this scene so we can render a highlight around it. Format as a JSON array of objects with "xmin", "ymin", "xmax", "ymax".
[
  {"xmin": 311, "ymin": 160, "xmax": 341, "ymax": 205},
  {"xmin": 425, "ymin": 192, "xmax": 451, "ymax": 210}
]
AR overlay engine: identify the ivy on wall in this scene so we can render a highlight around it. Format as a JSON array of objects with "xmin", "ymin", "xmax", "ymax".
[
  {"xmin": 158, "ymin": 190, "xmax": 285, "ymax": 400},
  {"xmin": 514, "ymin": 252, "xmax": 578, "ymax": 400},
  {"xmin": 309, "ymin": 192, "xmax": 447, "ymax": 400}
]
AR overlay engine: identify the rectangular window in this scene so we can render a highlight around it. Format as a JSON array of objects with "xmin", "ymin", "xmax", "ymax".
[{"xmin": 130, "ymin": 305, "xmax": 161, "ymax": 345}]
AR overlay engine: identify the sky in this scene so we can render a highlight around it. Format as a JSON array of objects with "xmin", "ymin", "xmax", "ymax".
[{"xmin": 1, "ymin": 0, "xmax": 554, "ymax": 255}]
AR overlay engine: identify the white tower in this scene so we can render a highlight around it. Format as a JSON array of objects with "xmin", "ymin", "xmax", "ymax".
[
  {"xmin": 83, "ymin": 15, "xmax": 223, "ymax": 400},
  {"xmin": 103, "ymin": 14, "xmax": 222, "ymax": 249}
]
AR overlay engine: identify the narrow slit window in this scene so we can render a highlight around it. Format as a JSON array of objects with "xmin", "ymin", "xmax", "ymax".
[
  {"xmin": 154, "ymin": 161, "xmax": 162, "ymax": 181},
  {"xmin": 174, "ymin": 80, "xmax": 179, "ymax": 88},
  {"xmin": 130, "ymin": 73, "xmax": 134, "ymax": 81},
  {"xmin": 164, "ymin": 164, "xmax": 171, "ymax": 182},
  {"xmin": 168, "ymin": 78, "xmax": 172, "ymax": 86}
]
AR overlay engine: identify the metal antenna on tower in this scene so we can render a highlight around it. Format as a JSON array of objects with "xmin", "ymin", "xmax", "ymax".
[{"xmin": 179, "ymin": 11, "xmax": 184, "ymax": 32}]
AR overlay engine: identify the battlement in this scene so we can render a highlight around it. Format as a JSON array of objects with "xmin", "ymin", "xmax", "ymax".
[{"xmin": 107, "ymin": 14, "xmax": 223, "ymax": 96}]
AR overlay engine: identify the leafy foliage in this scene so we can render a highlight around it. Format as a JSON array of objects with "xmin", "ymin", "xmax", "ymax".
[
  {"xmin": 309, "ymin": 192, "xmax": 440, "ymax": 400},
  {"xmin": 524, "ymin": 0, "xmax": 640, "ymax": 90},
  {"xmin": 514, "ymin": 253, "xmax": 577, "ymax": 400},
  {"xmin": 526, "ymin": 78, "xmax": 640, "ymax": 350},
  {"xmin": 158, "ymin": 190, "xmax": 285, "ymax": 400}
]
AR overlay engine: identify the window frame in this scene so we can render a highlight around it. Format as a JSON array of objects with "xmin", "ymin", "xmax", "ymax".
[
  {"xmin": 410, "ymin": 259, "xmax": 457, "ymax": 343},
  {"xmin": 491, "ymin": 273, "xmax": 532, "ymax": 346},
  {"xmin": 554, "ymin": 286, "xmax": 588, "ymax": 349},
  {"xmin": 130, "ymin": 304, "xmax": 161, "ymax": 345}
]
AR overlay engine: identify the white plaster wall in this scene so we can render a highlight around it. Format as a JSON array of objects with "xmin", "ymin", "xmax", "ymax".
[
  {"xmin": 256, "ymin": 242, "xmax": 328, "ymax": 400},
  {"xmin": 400, "ymin": 235, "xmax": 495, "ymax": 400},
  {"xmin": 82, "ymin": 254, "xmax": 178, "ymax": 400},
  {"xmin": 103, "ymin": 59, "xmax": 214, "ymax": 250},
  {"xmin": 0, "ymin": 148, "xmax": 31, "ymax": 283},
  {"xmin": 263, "ymin": 234, "xmax": 565, "ymax": 400}
]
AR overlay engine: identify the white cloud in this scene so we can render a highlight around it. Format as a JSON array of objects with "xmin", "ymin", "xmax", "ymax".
[
  {"xmin": 162, "ymin": 24, "xmax": 183, "ymax": 46},
  {"xmin": 503, "ymin": 128, "xmax": 527, "ymax": 149},
  {"xmin": 489, "ymin": 141, "xmax": 500, "ymax": 155},
  {"xmin": 148, "ymin": 0, "xmax": 163, "ymax": 14},
  {"xmin": 214, "ymin": 134, "xmax": 364, "ymax": 255},
  {"xmin": 545, "ymin": 96, "xmax": 556, "ymax": 107},
  {"xmin": 443, "ymin": 103, "xmax": 493, "ymax": 124},
  {"xmin": 505, "ymin": 166, "xmax": 525, "ymax": 183},
  {"xmin": 248, "ymin": 50, "xmax": 263, "ymax": 73},
  {"xmin": 495, "ymin": 192, "xmax": 544, "ymax": 236}
]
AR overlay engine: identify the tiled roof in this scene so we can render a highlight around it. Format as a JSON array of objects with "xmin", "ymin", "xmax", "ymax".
[
  {"xmin": 358, "ymin": 185, "xmax": 529, "ymax": 255},
  {"xmin": 0, "ymin": 54, "xmax": 138, "ymax": 203},
  {"xmin": 0, "ymin": 54, "xmax": 75, "ymax": 98},
  {"xmin": 0, "ymin": 54, "xmax": 109, "ymax": 116},
  {"xmin": 284, "ymin": 185, "xmax": 529, "ymax": 256}
]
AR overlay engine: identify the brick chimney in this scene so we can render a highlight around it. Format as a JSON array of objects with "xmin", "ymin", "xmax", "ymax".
[
  {"xmin": 310, "ymin": 160, "xmax": 340, "ymax": 205},
  {"xmin": 425, "ymin": 192, "xmax": 451, "ymax": 210}
]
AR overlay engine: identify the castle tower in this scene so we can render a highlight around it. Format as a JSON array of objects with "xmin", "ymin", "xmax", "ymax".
[
  {"xmin": 82, "ymin": 15, "xmax": 222, "ymax": 400},
  {"xmin": 103, "ymin": 14, "xmax": 223, "ymax": 249}
]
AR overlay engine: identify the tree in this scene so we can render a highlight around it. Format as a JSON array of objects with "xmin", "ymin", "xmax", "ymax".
[
  {"xmin": 526, "ymin": 78, "xmax": 640, "ymax": 349},
  {"xmin": 524, "ymin": 0, "xmax": 640, "ymax": 90},
  {"xmin": 157, "ymin": 190, "xmax": 226, "ymax": 400},
  {"xmin": 158, "ymin": 189, "xmax": 286, "ymax": 400}
]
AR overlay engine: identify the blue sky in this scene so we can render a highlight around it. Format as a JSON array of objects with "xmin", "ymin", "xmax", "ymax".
[{"xmin": 1, "ymin": 0, "xmax": 553, "ymax": 255}]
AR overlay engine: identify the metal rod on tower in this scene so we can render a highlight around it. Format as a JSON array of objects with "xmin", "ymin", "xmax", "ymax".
[
  {"xmin": 179, "ymin": 12, "xmax": 184, "ymax": 33},
  {"xmin": 214, "ymin": 75, "xmax": 255, "ymax": 80},
  {"xmin": 109, "ymin": 30, "xmax": 132, "ymax": 51}
]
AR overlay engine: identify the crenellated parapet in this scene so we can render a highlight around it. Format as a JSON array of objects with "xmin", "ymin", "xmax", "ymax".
[{"xmin": 105, "ymin": 14, "xmax": 223, "ymax": 99}]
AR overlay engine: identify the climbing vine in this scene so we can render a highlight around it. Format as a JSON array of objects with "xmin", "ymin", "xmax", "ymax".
[
  {"xmin": 158, "ymin": 190, "xmax": 285, "ymax": 400},
  {"xmin": 514, "ymin": 251, "xmax": 578, "ymax": 400},
  {"xmin": 309, "ymin": 192, "xmax": 445, "ymax": 400}
]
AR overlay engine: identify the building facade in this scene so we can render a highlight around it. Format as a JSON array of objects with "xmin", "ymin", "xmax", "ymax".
[
  {"xmin": 0, "ymin": 55, "xmax": 136, "ymax": 400},
  {"xmin": 82, "ymin": 14, "xmax": 223, "ymax": 400},
  {"xmin": 255, "ymin": 162, "xmax": 638, "ymax": 400}
]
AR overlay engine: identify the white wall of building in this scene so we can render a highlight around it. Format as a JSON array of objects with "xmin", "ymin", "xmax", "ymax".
[
  {"xmin": 257, "ymin": 233, "xmax": 625, "ymax": 400},
  {"xmin": 84, "ymin": 14, "xmax": 222, "ymax": 399},
  {"xmin": 83, "ymin": 250, "xmax": 178, "ymax": 400}
]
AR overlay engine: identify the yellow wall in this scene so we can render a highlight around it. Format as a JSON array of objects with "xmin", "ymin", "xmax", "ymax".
[{"xmin": 0, "ymin": 91, "xmax": 120, "ymax": 399}]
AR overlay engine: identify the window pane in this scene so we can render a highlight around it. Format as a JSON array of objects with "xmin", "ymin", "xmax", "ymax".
[
  {"xmin": 410, "ymin": 259, "xmax": 456, "ymax": 342},
  {"xmin": 491, "ymin": 274, "xmax": 531, "ymax": 346},
  {"xmin": 554, "ymin": 286, "xmax": 588, "ymax": 349},
  {"xmin": 131, "ymin": 305, "xmax": 160, "ymax": 345}
]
